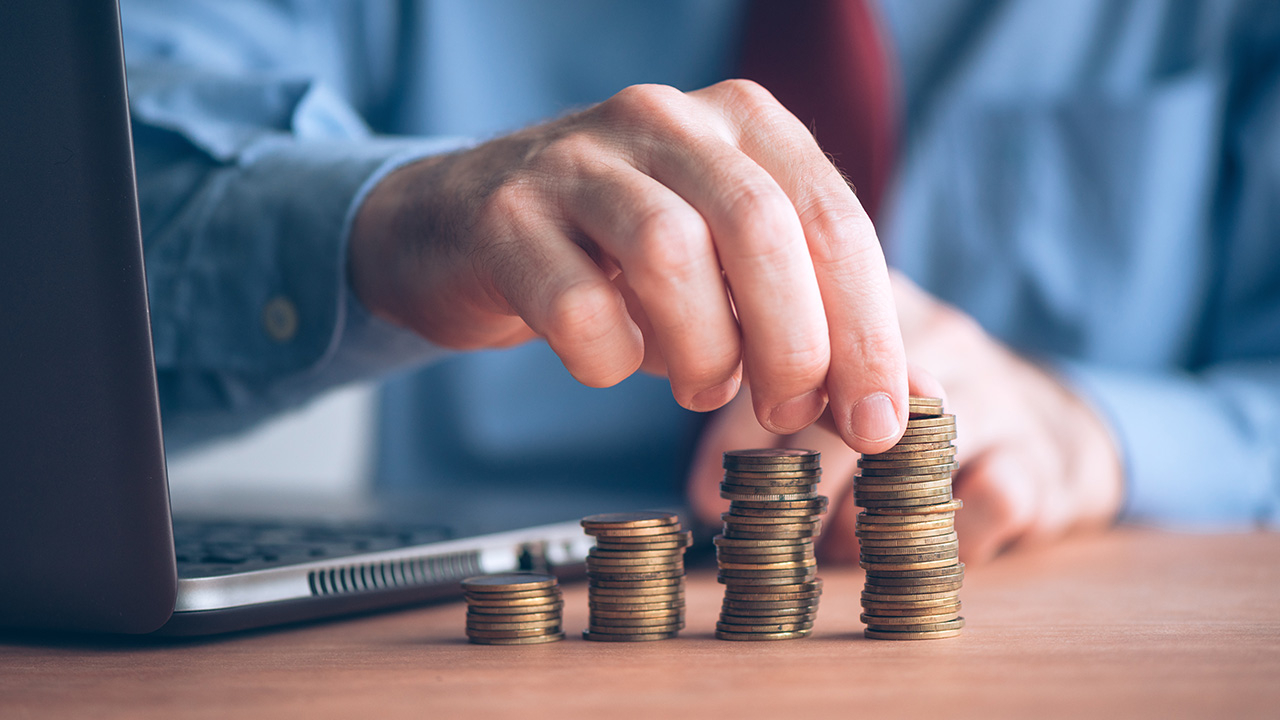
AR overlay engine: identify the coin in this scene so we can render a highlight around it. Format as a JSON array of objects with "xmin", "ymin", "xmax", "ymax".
[
  {"xmin": 858, "ymin": 531, "xmax": 959, "ymax": 547},
  {"xmin": 582, "ymin": 631, "xmax": 679, "ymax": 642},
  {"xmin": 466, "ymin": 618, "xmax": 562, "ymax": 631},
  {"xmin": 581, "ymin": 511, "xmax": 679, "ymax": 529},
  {"xmin": 715, "ymin": 629, "xmax": 813, "ymax": 641},
  {"xmin": 462, "ymin": 573, "xmax": 558, "ymax": 593},
  {"xmin": 466, "ymin": 603, "xmax": 564, "ymax": 616},
  {"xmin": 865, "ymin": 562, "xmax": 966, "ymax": 579},
  {"xmin": 866, "ymin": 499, "xmax": 963, "ymax": 515},
  {"xmin": 861, "ymin": 611, "xmax": 961, "ymax": 626},
  {"xmin": 470, "ymin": 633, "xmax": 566, "ymax": 646},
  {"xmin": 863, "ymin": 618, "xmax": 965, "ymax": 640}
]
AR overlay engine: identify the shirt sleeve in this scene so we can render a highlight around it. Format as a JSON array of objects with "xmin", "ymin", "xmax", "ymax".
[
  {"xmin": 1056, "ymin": 360, "xmax": 1280, "ymax": 529},
  {"xmin": 125, "ymin": 56, "xmax": 468, "ymax": 451}
]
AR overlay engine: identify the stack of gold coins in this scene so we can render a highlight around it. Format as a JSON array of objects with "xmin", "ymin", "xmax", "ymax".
[
  {"xmin": 462, "ymin": 572, "xmax": 564, "ymax": 645},
  {"xmin": 715, "ymin": 449, "xmax": 828, "ymax": 641},
  {"xmin": 581, "ymin": 511, "xmax": 691, "ymax": 642},
  {"xmin": 854, "ymin": 395, "xmax": 964, "ymax": 640}
]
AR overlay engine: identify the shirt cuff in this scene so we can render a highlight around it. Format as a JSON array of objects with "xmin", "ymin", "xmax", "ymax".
[{"xmin": 1053, "ymin": 360, "xmax": 1277, "ymax": 529}]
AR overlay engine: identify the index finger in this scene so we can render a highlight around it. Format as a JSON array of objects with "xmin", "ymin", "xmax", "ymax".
[{"xmin": 698, "ymin": 80, "xmax": 908, "ymax": 453}]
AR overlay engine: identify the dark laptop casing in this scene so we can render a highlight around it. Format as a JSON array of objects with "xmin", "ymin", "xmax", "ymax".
[{"xmin": 0, "ymin": 0, "xmax": 178, "ymax": 633}]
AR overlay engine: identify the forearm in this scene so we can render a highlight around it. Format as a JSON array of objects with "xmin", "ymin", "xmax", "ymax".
[{"xmin": 129, "ymin": 66, "xmax": 468, "ymax": 449}]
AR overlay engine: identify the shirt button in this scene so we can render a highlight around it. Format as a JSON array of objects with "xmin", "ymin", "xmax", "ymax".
[{"xmin": 262, "ymin": 296, "xmax": 299, "ymax": 343}]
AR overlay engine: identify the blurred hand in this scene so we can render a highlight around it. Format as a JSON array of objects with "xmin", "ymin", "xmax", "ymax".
[
  {"xmin": 687, "ymin": 272, "xmax": 1125, "ymax": 564},
  {"xmin": 349, "ymin": 81, "xmax": 909, "ymax": 452}
]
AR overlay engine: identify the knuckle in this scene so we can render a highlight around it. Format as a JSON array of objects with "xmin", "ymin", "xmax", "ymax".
[
  {"xmin": 800, "ymin": 201, "xmax": 877, "ymax": 266},
  {"xmin": 777, "ymin": 341, "xmax": 830, "ymax": 383},
  {"xmin": 726, "ymin": 183, "xmax": 795, "ymax": 240},
  {"xmin": 603, "ymin": 83, "xmax": 685, "ymax": 123},
  {"xmin": 631, "ymin": 207, "xmax": 709, "ymax": 278},
  {"xmin": 544, "ymin": 280, "xmax": 621, "ymax": 346},
  {"xmin": 537, "ymin": 133, "xmax": 603, "ymax": 174},
  {"xmin": 714, "ymin": 78, "xmax": 778, "ymax": 112}
]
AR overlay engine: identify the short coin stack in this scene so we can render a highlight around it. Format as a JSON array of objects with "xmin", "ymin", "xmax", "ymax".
[
  {"xmin": 462, "ymin": 572, "xmax": 565, "ymax": 645},
  {"xmin": 855, "ymin": 396, "xmax": 964, "ymax": 640},
  {"xmin": 715, "ymin": 449, "xmax": 828, "ymax": 641},
  {"xmin": 581, "ymin": 511, "xmax": 691, "ymax": 642}
]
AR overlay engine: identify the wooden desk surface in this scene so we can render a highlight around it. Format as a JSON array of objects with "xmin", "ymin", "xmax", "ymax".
[{"xmin": 3, "ymin": 529, "xmax": 1278, "ymax": 719}]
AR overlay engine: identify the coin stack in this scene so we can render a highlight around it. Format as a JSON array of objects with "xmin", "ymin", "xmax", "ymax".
[
  {"xmin": 462, "ymin": 572, "xmax": 565, "ymax": 645},
  {"xmin": 581, "ymin": 511, "xmax": 692, "ymax": 642},
  {"xmin": 854, "ymin": 395, "xmax": 964, "ymax": 640},
  {"xmin": 714, "ymin": 449, "xmax": 828, "ymax": 641}
]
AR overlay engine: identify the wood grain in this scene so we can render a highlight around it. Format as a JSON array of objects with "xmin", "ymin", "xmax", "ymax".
[{"xmin": 2, "ymin": 528, "xmax": 1277, "ymax": 719}]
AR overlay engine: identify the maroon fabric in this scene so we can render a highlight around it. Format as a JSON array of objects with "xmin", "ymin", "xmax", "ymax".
[{"xmin": 738, "ymin": 0, "xmax": 898, "ymax": 221}]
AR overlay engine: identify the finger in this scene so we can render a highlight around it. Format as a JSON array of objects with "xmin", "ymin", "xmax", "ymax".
[
  {"xmin": 698, "ymin": 79, "xmax": 908, "ymax": 453},
  {"xmin": 610, "ymin": 84, "xmax": 832, "ymax": 433},
  {"xmin": 484, "ymin": 209, "xmax": 644, "ymax": 388},
  {"xmin": 685, "ymin": 387, "xmax": 774, "ymax": 528},
  {"xmin": 566, "ymin": 160, "xmax": 744, "ymax": 411},
  {"xmin": 813, "ymin": 363, "xmax": 948, "ymax": 436},
  {"xmin": 612, "ymin": 274, "xmax": 667, "ymax": 376},
  {"xmin": 953, "ymin": 448, "xmax": 1040, "ymax": 564}
]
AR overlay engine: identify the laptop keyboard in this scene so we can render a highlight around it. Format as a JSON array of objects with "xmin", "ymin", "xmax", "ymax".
[{"xmin": 172, "ymin": 518, "xmax": 454, "ymax": 578}]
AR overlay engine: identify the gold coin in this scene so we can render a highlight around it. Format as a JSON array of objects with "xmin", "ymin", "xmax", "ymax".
[
  {"xmin": 588, "ymin": 570, "xmax": 685, "ymax": 583},
  {"xmin": 867, "ymin": 446, "xmax": 956, "ymax": 461},
  {"xmin": 589, "ymin": 577, "xmax": 684, "ymax": 589},
  {"xmin": 716, "ymin": 617, "xmax": 814, "ymax": 627},
  {"xmin": 717, "ymin": 558, "xmax": 817, "ymax": 571},
  {"xmin": 723, "ymin": 593, "xmax": 822, "ymax": 607},
  {"xmin": 863, "ymin": 618, "xmax": 964, "ymax": 640},
  {"xmin": 588, "ymin": 597, "xmax": 686, "ymax": 607},
  {"xmin": 894, "ymin": 428, "xmax": 958, "ymax": 441},
  {"xmin": 585, "ymin": 525, "xmax": 688, "ymax": 538},
  {"xmin": 864, "ymin": 581, "xmax": 964, "ymax": 596},
  {"xmin": 713, "ymin": 535, "xmax": 815, "ymax": 549},
  {"xmin": 863, "ymin": 613, "xmax": 961, "ymax": 628},
  {"xmin": 862, "ymin": 588, "xmax": 961, "ymax": 603},
  {"xmin": 714, "ymin": 629, "xmax": 812, "ymax": 641},
  {"xmin": 589, "ymin": 547, "xmax": 687, "ymax": 559},
  {"xmin": 856, "ymin": 602, "xmax": 961, "ymax": 617},
  {"xmin": 464, "ymin": 595, "xmax": 564, "ymax": 608},
  {"xmin": 861, "ymin": 548, "xmax": 958, "ymax": 564},
  {"xmin": 858, "ymin": 464, "xmax": 956, "ymax": 478},
  {"xmin": 855, "ymin": 523, "xmax": 955, "ymax": 538},
  {"xmin": 724, "ymin": 448, "xmax": 820, "ymax": 461},
  {"xmin": 866, "ymin": 499, "xmax": 963, "ymax": 515},
  {"xmin": 860, "ymin": 598, "xmax": 959, "ymax": 612},
  {"xmin": 721, "ymin": 486, "xmax": 819, "ymax": 499},
  {"xmin": 902, "ymin": 415, "xmax": 955, "ymax": 429},
  {"xmin": 586, "ymin": 553, "xmax": 686, "ymax": 565},
  {"xmin": 463, "ymin": 607, "xmax": 558, "ymax": 620},
  {"xmin": 717, "ymin": 553, "xmax": 814, "ymax": 565},
  {"xmin": 728, "ymin": 497, "xmax": 829, "ymax": 511},
  {"xmin": 854, "ymin": 475, "xmax": 954, "ymax": 490},
  {"xmin": 721, "ymin": 602, "xmax": 819, "ymax": 614},
  {"xmin": 722, "ymin": 512, "xmax": 825, "ymax": 526},
  {"xmin": 589, "ymin": 608, "xmax": 685, "ymax": 619},
  {"xmin": 581, "ymin": 511, "xmax": 680, "ymax": 529},
  {"xmin": 858, "ymin": 531, "xmax": 958, "ymax": 547},
  {"xmin": 860, "ymin": 541, "xmax": 959, "ymax": 557},
  {"xmin": 863, "ymin": 568, "xmax": 964, "ymax": 585},
  {"xmin": 722, "ymin": 470, "xmax": 823, "ymax": 481},
  {"xmin": 865, "ymin": 562, "xmax": 965, "ymax": 579},
  {"xmin": 587, "ymin": 584, "xmax": 685, "ymax": 597},
  {"xmin": 856, "ymin": 512, "xmax": 955, "ymax": 526},
  {"xmin": 855, "ymin": 485, "xmax": 953, "ymax": 500},
  {"xmin": 462, "ymin": 573, "xmax": 558, "ymax": 593},
  {"xmin": 466, "ymin": 618, "xmax": 562, "ymax": 631},
  {"xmin": 857, "ymin": 496, "xmax": 954, "ymax": 511},
  {"xmin": 874, "ymin": 440, "xmax": 954, "ymax": 453},
  {"xmin": 860, "ymin": 558, "xmax": 958, "ymax": 572},
  {"xmin": 594, "ymin": 533, "xmax": 693, "ymax": 550},
  {"xmin": 469, "ymin": 632, "xmax": 565, "ymax": 645},
  {"xmin": 718, "ymin": 574, "xmax": 820, "ymax": 587},
  {"xmin": 857, "ymin": 455, "xmax": 957, "ymax": 470},
  {"xmin": 582, "ymin": 630, "xmax": 678, "ymax": 642},
  {"xmin": 466, "ymin": 627, "xmax": 563, "ymax": 639},
  {"xmin": 586, "ymin": 617, "xmax": 686, "ymax": 627}
]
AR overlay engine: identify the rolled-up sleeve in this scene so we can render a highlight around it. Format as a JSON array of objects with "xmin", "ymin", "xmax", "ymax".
[{"xmin": 124, "ymin": 30, "xmax": 467, "ymax": 449}]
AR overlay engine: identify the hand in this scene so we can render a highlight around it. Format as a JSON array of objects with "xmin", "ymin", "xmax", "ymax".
[
  {"xmin": 687, "ymin": 272, "xmax": 1125, "ymax": 564},
  {"xmin": 349, "ymin": 81, "xmax": 909, "ymax": 451}
]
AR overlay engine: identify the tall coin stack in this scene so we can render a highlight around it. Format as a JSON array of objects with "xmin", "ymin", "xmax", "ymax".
[
  {"xmin": 855, "ymin": 395, "xmax": 964, "ymax": 640},
  {"xmin": 581, "ymin": 511, "xmax": 691, "ymax": 642},
  {"xmin": 463, "ymin": 572, "xmax": 565, "ymax": 645},
  {"xmin": 714, "ymin": 449, "xmax": 828, "ymax": 641}
]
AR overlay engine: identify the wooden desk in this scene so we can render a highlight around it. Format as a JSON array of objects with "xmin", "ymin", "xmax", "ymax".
[{"xmin": 2, "ymin": 529, "xmax": 1278, "ymax": 719}]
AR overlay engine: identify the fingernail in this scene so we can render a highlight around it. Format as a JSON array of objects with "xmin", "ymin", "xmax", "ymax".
[
  {"xmin": 849, "ymin": 392, "xmax": 900, "ymax": 443},
  {"xmin": 767, "ymin": 389, "xmax": 827, "ymax": 434},
  {"xmin": 690, "ymin": 377, "xmax": 740, "ymax": 412}
]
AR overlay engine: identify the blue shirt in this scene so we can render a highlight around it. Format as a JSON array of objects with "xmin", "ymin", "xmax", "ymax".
[{"xmin": 121, "ymin": 0, "xmax": 1280, "ymax": 527}]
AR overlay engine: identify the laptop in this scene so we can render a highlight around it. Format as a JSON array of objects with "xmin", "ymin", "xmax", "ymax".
[{"xmin": 0, "ymin": 0, "xmax": 601, "ymax": 635}]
